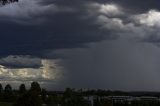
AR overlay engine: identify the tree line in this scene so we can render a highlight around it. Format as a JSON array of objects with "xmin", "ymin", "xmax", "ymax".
[
  {"xmin": 0, "ymin": 82, "xmax": 159, "ymax": 106},
  {"xmin": 0, "ymin": 82, "xmax": 91, "ymax": 106},
  {"xmin": 0, "ymin": 82, "xmax": 46, "ymax": 106}
]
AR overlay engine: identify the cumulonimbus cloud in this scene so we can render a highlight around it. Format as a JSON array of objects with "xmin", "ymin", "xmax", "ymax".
[
  {"xmin": 0, "ymin": 59, "xmax": 63, "ymax": 82},
  {"xmin": 134, "ymin": 9, "xmax": 160, "ymax": 27},
  {"xmin": 0, "ymin": 55, "xmax": 42, "ymax": 68},
  {"xmin": 87, "ymin": 2, "xmax": 160, "ymax": 43},
  {"xmin": 0, "ymin": 0, "xmax": 72, "ymax": 24}
]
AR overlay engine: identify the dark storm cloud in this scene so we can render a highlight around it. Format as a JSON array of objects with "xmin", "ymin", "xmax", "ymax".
[
  {"xmin": 0, "ymin": 0, "xmax": 115, "ymax": 59},
  {"xmin": 0, "ymin": 55, "xmax": 42, "ymax": 68},
  {"xmin": 53, "ymin": 39, "xmax": 160, "ymax": 91},
  {"xmin": 0, "ymin": 0, "xmax": 114, "ymax": 69},
  {"xmin": 81, "ymin": 0, "xmax": 160, "ymax": 13},
  {"xmin": 0, "ymin": 17, "xmax": 109, "ymax": 57},
  {"xmin": 113, "ymin": 0, "xmax": 160, "ymax": 13},
  {"xmin": 37, "ymin": 0, "xmax": 160, "ymax": 91},
  {"xmin": 1, "ymin": 0, "xmax": 159, "ymax": 59},
  {"xmin": 0, "ymin": 0, "xmax": 159, "ymax": 69},
  {"xmin": 1, "ymin": 0, "xmax": 160, "ymax": 91},
  {"xmin": 48, "ymin": 0, "xmax": 160, "ymax": 13}
]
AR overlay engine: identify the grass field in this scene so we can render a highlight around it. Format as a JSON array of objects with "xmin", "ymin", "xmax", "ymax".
[{"xmin": 0, "ymin": 102, "xmax": 13, "ymax": 106}]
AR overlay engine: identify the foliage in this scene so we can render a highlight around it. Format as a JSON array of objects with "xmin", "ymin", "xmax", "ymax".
[
  {"xmin": 19, "ymin": 84, "xmax": 26, "ymax": 95},
  {"xmin": 14, "ymin": 91, "xmax": 42, "ymax": 106},
  {"xmin": 0, "ymin": 102, "xmax": 13, "ymax": 106},
  {"xmin": 30, "ymin": 82, "xmax": 41, "ymax": 94},
  {"xmin": 0, "ymin": 82, "xmax": 159, "ymax": 106}
]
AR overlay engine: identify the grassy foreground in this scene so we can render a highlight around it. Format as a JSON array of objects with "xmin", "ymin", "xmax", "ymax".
[{"xmin": 0, "ymin": 102, "xmax": 13, "ymax": 106}]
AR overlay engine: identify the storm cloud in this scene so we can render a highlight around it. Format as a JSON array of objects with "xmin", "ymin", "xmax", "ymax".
[
  {"xmin": 0, "ymin": 0, "xmax": 159, "ymax": 59},
  {"xmin": 0, "ymin": 0, "xmax": 160, "ymax": 90}
]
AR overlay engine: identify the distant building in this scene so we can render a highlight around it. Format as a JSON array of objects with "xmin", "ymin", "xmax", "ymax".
[
  {"xmin": 107, "ymin": 96, "xmax": 133, "ymax": 103},
  {"xmin": 139, "ymin": 96, "xmax": 158, "ymax": 101},
  {"xmin": 84, "ymin": 95, "xmax": 160, "ymax": 106}
]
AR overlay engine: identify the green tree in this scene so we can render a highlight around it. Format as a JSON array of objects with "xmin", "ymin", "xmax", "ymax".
[
  {"xmin": 4, "ymin": 84, "xmax": 12, "ymax": 95},
  {"xmin": 14, "ymin": 82, "xmax": 42, "ymax": 106},
  {"xmin": 0, "ymin": 83, "xmax": 3, "ymax": 95},
  {"xmin": 14, "ymin": 92, "xmax": 42, "ymax": 106},
  {"xmin": 30, "ymin": 82, "xmax": 41, "ymax": 94},
  {"xmin": 41, "ymin": 88, "xmax": 47, "ymax": 103},
  {"xmin": 62, "ymin": 88, "xmax": 90, "ymax": 106},
  {"xmin": 3, "ymin": 84, "xmax": 13, "ymax": 102},
  {"xmin": 0, "ymin": 83, "xmax": 3, "ymax": 100},
  {"xmin": 19, "ymin": 84, "xmax": 26, "ymax": 95}
]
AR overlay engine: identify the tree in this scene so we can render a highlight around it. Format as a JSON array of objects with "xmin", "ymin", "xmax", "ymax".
[
  {"xmin": 14, "ymin": 82, "xmax": 42, "ymax": 106},
  {"xmin": 41, "ymin": 88, "xmax": 47, "ymax": 103},
  {"xmin": 0, "ymin": 83, "xmax": 3, "ymax": 99},
  {"xmin": 0, "ymin": 83, "xmax": 3, "ymax": 94},
  {"xmin": 62, "ymin": 88, "xmax": 90, "ymax": 106},
  {"xmin": 30, "ymin": 82, "xmax": 41, "ymax": 94},
  {"xmin": 19, "ymin": 84, "xmax": 26, "ymax": 95},
  {"xmin": 3, "ymin": 84, "xmax": 13, "ymax": 102},
  {"xmin": 4, "ymin": 84, "xmax": 12, "ymax": 95},
  {"xmin": 64, "ymin": 88, "xmax": 74, "ymax": 98},
  {"xmin": 14, "ymin": 92, "xmax": 42, "ymax": 106}
]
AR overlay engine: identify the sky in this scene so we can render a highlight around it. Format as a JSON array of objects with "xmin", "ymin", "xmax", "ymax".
[{"xmin": 0, "ymin": 0, "xmax": 160, "ymax": 91}]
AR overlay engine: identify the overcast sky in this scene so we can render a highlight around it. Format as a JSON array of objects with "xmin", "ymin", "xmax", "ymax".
[{"xmin": 0, "ymin": 0, "xmax": 160, "ymax": 91}]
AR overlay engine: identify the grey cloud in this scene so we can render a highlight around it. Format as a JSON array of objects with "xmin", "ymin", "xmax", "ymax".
[
  {"xmin": 53, "ymin": 39, "xmax": 160, "ymax": 91},
  {"xmin": 0, "ymin": 0, "xmax": 160, "ymax": 90},
  {"xmin": 86, "ymin": 2, "xmax": 160, "ymax": 45},
  {"xmin": 0, "ymin": 55, "xmax": 42, "ymax": 68},
  {"xmin": 0, "ymin": 0, "xmax": 159, "ymax": 66},
  {"xmin": 0, "ymin": 10, "xmax": 110, "ymax": 58},
  {"xmin": 0, "ymin": 59, "xmax": 63, "ymax": 85},
  {"xmin": 0, "ymin": 0, "xmax": 73, "ymax": 24}
]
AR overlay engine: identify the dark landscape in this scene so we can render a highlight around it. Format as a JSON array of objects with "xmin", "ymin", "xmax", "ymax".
[{"xmin": 0, "ymin": 82, "xmax": 160, "ymax": 106}]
